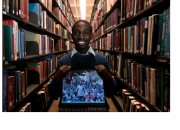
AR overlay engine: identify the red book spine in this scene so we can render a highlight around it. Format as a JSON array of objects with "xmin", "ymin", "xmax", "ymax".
[
  {"xmin": 126, "ymin": 27, "xmax": 128, "ymax": 52},
  {"xmin": 137, "ymin": 64, "xmax": 140, "ymax": 93},
  {"xmin": 121, "ymin": 29, "xmax": 124, "ymax": 52},
  {"xmin": 44, "ymin": 60, "xmax": 47, "ymax": 79},
  {"xmin": 21, "ymin": 72, "xmax": 25, "ymax": 99},
  {"xmin": 123, "ymin": 0, "xmax": 126, "ymax": 20},
  {"xmin": 41, "ymin": 62, "xmax": 43, "ymax": 82},
  {"xmin": 26, "ymin": 0, "xmax": 29, "ymax": 21},
  {"xmin": 43, "ymin": 60, "xmax": 46, "ymax": 79},
  {"xmin": 118, "ymin": 31, "xmax": 121, "ymax": 51},
  {"xmin": 129, "ymin": 0, "xmax": 132, "ymax": 17},
  {"xmin": 7, "ymin": 76, "xmax": 15, "ymax": 111},
  {"xmin": 22, "ymin": 0, "xmax": 24, "ymax": 19},
  {"xmin": 140, "ymin": 19, "xmax": 143, "ymax": 54},
  {"xmin": 138, "ymin": 0, "xmax": 142, "ymax": 12}
]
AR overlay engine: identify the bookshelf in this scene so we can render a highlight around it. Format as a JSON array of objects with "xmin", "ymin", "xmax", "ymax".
[
  {"xmin": 2, "ymin": 0, "xmax": 74, "ymax": 112},
  {"xmin": 92, "ymin": 0, "xmax": 170, "ymax": 42},
  {"xmin": 91, "ymin": 0, "xmax": 170, "ymax": 112}
]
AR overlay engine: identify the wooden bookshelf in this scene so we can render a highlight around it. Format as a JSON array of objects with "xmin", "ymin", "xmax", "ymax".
[
  {"xmin": 3, "ymin": 12, "xmax": 67, "ymax": 39},
  {"xmin": 110, "ymin": 72, "xmax": 161, "ymax": 112},
  {"xmin": 9, "ymin": 70, "xmax": 56, "ymax": 112},
  {"xmin": 92, "ymin": 0, "xmax": 170, "ymax": 42}
]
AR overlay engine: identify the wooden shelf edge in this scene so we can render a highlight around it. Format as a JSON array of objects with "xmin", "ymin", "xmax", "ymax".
[
  {"xmin": 3, "ymin": 50, "xmax": 70, "ymax": 68},
  {"xmin": 94, "ymin": 49, "xmax": 170, "ymax": 60},
  {"xmin": 9, "ymin": 71, "xmax": 56, "ymax": 112}
]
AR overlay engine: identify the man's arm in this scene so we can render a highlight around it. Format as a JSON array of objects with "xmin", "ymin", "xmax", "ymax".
[
  {"xmin": 95, "ymin": 64, "xmax": 117, "ymax": 98},
  {"xmin": 48, "ymin": 61, "xmax": 71, "ymax": 100}
]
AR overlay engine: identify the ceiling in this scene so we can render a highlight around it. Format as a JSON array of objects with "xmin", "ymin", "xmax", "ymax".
[{"xmin": 68, "ymin": 0, "xmax": 95, "ymax": 23}]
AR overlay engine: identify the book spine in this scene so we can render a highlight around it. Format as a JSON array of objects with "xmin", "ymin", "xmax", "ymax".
[
  {"xmin": 3, "ymin": 68, "xmax": 8, "ymax": 112},
  {"xmin": 131, "ymin": 26, "xmax": 134, "ymax": 53},
  {"xmin": 18, "ymin": 71, "xmax": 21, "ymax": 102},
  {"xmin": 140, "ymin": 19, "xmax": 143, "ymax": 54},
  {"xmin": 160, "ymin": 10, "xmax": 167, "ymax": 56},
  {"xmin": 163, "ymin": 9, "xmax": 169, "ymax": 56},
  {"xmin": 156, "ymin": 14, "xmax": 163, "ymax": 56},
  {"xmin": 165, "ymin": 7, "xmax": 170, "ymax": 57},
  {"xmin": 136, "ymin": 21, "xmax": 140, "ymax": 53},
  {"xmin": 156, "ymin": 68, "xmax": 160, "ymax": 109},
  {"xmin": 21, "ymin": 72, "xmax": 24, "ymax": 99},
  {"xmin": 146, "ymin": 67, "xmax": 150, "ymax": 101},
  {"xmin": 137, "ymin": 64, "xmax": 140, "ymax": 93},
  {"xmin": 128, "ymin": 27, "xmax": 131, "ymax": 53},
  {"xmin": 147, "ymin": 16, "xmax": 151, "ymax": 55}
]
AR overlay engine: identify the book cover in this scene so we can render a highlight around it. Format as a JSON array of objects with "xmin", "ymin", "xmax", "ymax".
[
  {"xmin": 26, "ymin": 33, "xmax": 41, "ymax": 55},
  {"xmin": 29, "ymin": 3, "xmax": 40, "ymax": 26}
]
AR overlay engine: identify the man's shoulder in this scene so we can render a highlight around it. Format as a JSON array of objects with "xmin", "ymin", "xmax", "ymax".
[
  {"xmin": 95, "ymin": 52, "xmax": 107, "ymax": 61},
  {"xmin": 59, "ymin": 53, "xmax": 71, "ymax": 61}
]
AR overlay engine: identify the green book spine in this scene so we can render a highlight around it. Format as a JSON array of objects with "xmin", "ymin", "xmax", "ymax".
[
  {"xmin": 160, "ymin": 10, "xmax": 167, "ymax": 56},
  {"xmin": 27, "ymin": 63, "xmax": 41, "ymax": 67},
  {"xmin": 3, "ymin": 25, "xmax": 13, "ymax": 61}
]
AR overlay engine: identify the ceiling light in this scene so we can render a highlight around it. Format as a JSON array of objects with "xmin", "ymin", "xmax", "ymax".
[{"xmin": 80, "ymin": 0, "xmax": 86, "ymax": 20}]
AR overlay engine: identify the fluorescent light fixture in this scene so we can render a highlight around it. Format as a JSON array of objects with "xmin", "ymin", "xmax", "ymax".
[
  {"xmin": 80, "ymin": 0, "xmax": 86, "ymax": 20},
  {"xmin": 74, "ymin": 0, "xmax": 79, "ymax": 20}
]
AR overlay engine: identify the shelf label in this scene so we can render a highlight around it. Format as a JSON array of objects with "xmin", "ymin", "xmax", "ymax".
[
  {"xmin": 5, "ymin": 61, "xmax": 8, "ymax": 65},
  {"xmin": 3, "ymin": 11, "xmax": 6, "ymax": 14}
]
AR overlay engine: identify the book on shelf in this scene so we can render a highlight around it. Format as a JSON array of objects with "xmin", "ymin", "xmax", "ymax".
[
  {"xmin": 3, "ymin": 68, "xmax": 8, "ymax": 112},
  {"xmin": 7, "ymin": 76, "xmax": 15, "ymax": 111}
]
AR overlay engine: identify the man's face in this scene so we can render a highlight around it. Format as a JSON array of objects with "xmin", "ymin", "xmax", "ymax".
[{"xmin": 72, "ymin": 22, "xmax": 92, "ymax": 50}]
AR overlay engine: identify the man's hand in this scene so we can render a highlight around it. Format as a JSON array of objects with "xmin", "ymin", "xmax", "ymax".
[
  {"xmin": 95, "ymin": 65, "xmax": 112, "ymax": 81},
  {"xmin": 53, "ymin": 65, "xmax": 71, "ymax": 82}
]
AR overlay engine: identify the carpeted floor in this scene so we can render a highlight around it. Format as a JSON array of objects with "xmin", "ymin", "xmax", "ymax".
[{"xmin": 48, "ymin": 97, "xmax": 118, "ymax": 112}]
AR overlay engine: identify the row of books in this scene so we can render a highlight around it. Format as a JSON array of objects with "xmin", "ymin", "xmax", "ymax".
[
  {"xmin": 2, "ymin": 55, "xmax": 59, "ymax": 112},
  {"xmin": 121, "ymin": 0, "xmax": 159, "ymax": 21},
  {"xmin": 91, "ymin": 8, "xmax": 170, "ymax": 57},
  {"xmin": 17, "ymin": 82, "xmax": 51, "ymax": 112},
  {"xmin": 2, "ymin": 22, "xmax": 71, "ymax": 61},
  {"xmin": 40, "ymin": 0, "xmax": 53, "ymax": 12},
  {"xmin": 104, "ymin": 52, "xmax": 170, "ymax": 112},
  {"xmin": 3, "ymin": 0, "xmax": 29, "ymax": 21},
  {"xmin": 93, "ymin": 0, "xmax": 117, "ymax": 23},
  {"xmin": 3, "ymin": 1, "xmax": 72, "ymax": 34},
  {"xmin": 93, "ymin": 8, "xmax": 120, "ymax": 36},
  {"xmin": 122, "ymin": 89, "xmax": 152, "ymax": 112}
]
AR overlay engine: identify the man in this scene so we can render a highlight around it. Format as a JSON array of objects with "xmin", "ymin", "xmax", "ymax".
[
  {"xmin": 77, "ymin": 81, "xmax": 85, "ymax": 101},
  {"xmin": 48, "ymin": 20, "xmax": 116, "ymax": 108}
]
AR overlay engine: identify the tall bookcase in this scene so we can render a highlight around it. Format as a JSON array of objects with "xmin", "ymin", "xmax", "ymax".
[
  {"xmin": 91, "ymin": 0, "xmax": 170, "ymax": 112},
  {"xmin": 2, "ymin": 0, "xmax": 75, "ymax": 112}
]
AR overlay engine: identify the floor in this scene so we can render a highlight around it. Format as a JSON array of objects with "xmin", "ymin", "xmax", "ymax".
[{"xmin": 48, "ymin": 97, "xmax": 118, "ymax": 112}]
